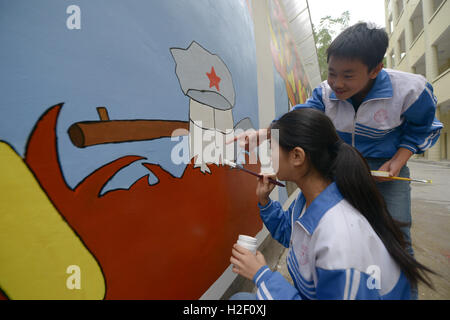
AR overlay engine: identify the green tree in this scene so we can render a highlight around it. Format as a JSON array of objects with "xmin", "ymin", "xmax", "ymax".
[{"xmin": 313, "ymin": 11, "xmax": 350, "ymax": 81}]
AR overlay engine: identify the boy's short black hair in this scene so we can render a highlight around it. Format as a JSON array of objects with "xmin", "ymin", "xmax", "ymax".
[{"xmin": 326, "ymin": 22, "xmax": 389, "ymax": 72}]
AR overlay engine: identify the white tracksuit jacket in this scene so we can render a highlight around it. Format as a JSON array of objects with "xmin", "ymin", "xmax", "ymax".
[
  {"xmin": 252, "ymin": 182, "xmax": 411, "ymax": 300},
  {"xmin": 287, "ymin": 68, "xmax": 443, "ymax": 158}
]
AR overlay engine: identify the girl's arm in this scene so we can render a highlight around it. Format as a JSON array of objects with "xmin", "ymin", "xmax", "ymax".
[
  {"xmin": 253, "ymin": 266, "xmax": 302, "ymax": 300},
  {"xmin": 258, "ymin": 199, "xmax": 296, "ymax": 248},
  {"xmin": 257, "ymin": 174, "xmax": 298, "ymax": 248},
  {"xmin": 230, "ymin": 246, "xmax": 302, "ymax": 300}
]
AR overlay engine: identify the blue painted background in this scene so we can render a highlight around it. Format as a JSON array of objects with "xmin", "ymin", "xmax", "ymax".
[{"xmin": 0, "ymin": 0, "xmax": 259, "ymax": 191}]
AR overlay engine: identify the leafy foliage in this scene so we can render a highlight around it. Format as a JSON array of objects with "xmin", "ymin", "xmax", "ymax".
[{"xmin": 312, "ymin": 11, "xmax": 350, "ymax": 80}]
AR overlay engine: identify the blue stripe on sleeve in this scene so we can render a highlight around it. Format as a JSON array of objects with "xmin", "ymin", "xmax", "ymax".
[
  {"xmin": 253, "ymin": 265, "xmax": 271, "ymax": 287},
  {"xmin": 257, "ymin": 271, "xmax": 303, "ymax": 300},
  {"xmin": 315, "ymin": 267, "xmax": 349, "ymax": 300}
]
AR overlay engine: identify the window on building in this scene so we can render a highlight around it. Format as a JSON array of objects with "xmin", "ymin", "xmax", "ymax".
[
  {"xmin": 395, "ymin": 0, "xmax": 404, "ymax": 20},
  {"xmin": 398, "ymin": 32, "xmax": 406, "ymax": 60},
  {"xmin": 389, "ymin": 16, "xmax": 394, "ymax": 34},
  {"xmin": 432, "ymin": 0, "xmax": 444, "ymax": 13},
  {"xmin": 410, "ymin": 1, "xmax": 424, "ymax": 43},
  {"xmin": 387, "ymin": 0, "xmax": 393, "ymax": 17},
  {"xmin": 435, "ymin": 26, "xmax": 450, "ymax": 76},
  {"xmin": 412, "ymin": 54, "xmax": 426, "ymax": 77},
  {"xmin": 390, "ymin": 51, "xmax": 396, "ymax": 67}
]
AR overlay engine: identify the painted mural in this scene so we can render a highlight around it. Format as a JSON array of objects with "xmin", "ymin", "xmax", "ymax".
[
  {"xmin": 268, "ymin": 0, "xmax": 312, "ymax": 107},
  {"xmin": 0, "ymin": 0, "xmax": 313, "ymax": 299}
]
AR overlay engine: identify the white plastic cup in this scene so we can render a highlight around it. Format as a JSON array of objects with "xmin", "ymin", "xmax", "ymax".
[{"xmin": 236, "ymin": 235, "xmax": 258, "ymax": 254}]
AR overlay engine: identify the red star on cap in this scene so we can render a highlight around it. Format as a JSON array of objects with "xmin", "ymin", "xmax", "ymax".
[{"xmin": 206, "ymin": 66, "xmax": 221, "ymax": 91}]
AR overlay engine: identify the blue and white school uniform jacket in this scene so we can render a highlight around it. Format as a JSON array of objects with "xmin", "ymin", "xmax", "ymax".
[
  {"xmin": 252, "ymin": 182, "xmax": 411, "ymax": 300},
  {"xmin": 291, "ymin": 69, "xmax": 443, "ymax": 158}
]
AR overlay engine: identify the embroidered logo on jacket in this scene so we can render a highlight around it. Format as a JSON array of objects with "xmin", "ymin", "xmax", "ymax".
[{"xmin": 374, "ymin": 108, "xmax": 388, "ymax": 123}]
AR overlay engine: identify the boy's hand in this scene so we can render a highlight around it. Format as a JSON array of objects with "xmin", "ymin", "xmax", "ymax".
[
  {"xmin": 256, "ymin": 173, "xmax": 277, "ymax": 206},
  {"xmin": 226, "ymin": 128, "xmax": 269, "ymax": 148},
  {"xmin": 375, "ymin": 159, "xmax": 399, "ymax": 182},
  {"xmin": 230, "ymin": 244, "xmax": 267, "ymax": 281},
  {"xmin": 375, "ymin": 148, "xmax": 413, "ymax": 182}
]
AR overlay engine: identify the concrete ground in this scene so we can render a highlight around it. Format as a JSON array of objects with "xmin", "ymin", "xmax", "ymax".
[
  {"xmin": 231, "ymin": 159, "xmax": 450, "ymax": 299},
  {"xmin": 407, "ymin": 159, "xmax": 450, "ymax": 299}
]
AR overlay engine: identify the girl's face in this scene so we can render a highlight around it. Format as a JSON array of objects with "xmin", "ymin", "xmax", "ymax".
[{"xmin": 270, "ymin": 139, "xmax": 295, "ymax": 182}]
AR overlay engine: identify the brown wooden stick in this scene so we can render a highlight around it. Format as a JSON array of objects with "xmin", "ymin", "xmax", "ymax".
[
  {"xmin": 97, "ymin": 107, "xmax": 110, "ymax": 121},
  {"xmin": 68, "ymin": 119, "xmax": 189, "ymax": 148}
]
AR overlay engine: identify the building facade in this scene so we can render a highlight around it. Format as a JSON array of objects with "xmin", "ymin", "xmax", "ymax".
[{"xmin": 385, "ymin": 0, "xmax": 449, "ymax": 160}]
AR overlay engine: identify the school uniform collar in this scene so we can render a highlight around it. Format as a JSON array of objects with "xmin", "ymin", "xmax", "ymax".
[
  {"xmin": 295, "ymin": 182, "xmax": 344, "ymax": 235},
  {"xmin": 329, "ymin": 69, "xmax": 393, "ymax": 101}
]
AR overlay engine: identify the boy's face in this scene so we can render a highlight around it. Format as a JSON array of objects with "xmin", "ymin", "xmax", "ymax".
[{"xmin": 327, "ymin": 56, "xmax": 381, "ymax": 101}]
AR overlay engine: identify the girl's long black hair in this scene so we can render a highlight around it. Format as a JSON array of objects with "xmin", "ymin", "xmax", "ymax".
[{"xmin": 271, "ymin": 108, "xmax": 435, "ymax": 289}]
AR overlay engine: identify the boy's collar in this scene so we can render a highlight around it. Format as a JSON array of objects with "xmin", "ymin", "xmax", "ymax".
[
  {"xmin": 295, "ymin": 182, "xmax": 344, "ymax": 235},
  {"xmin": 329, "ymin": 69, "xmax": 393, "ymax": 101}
]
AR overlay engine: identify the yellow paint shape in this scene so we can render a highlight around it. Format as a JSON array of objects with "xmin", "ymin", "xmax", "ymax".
[
  {"xmin": 0, "ymin": 142, "xmax": 105, "ymax": 299},
  {"xmin": 287, "ymin": 71, "xmax": 295, "ymax": 94},
  {"xmin": 267, "ymin": 16, "xmax": 279, "ymax": 52}
]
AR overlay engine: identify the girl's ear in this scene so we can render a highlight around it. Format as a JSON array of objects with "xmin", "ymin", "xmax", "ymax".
[{"xmin": 290, "ymin": 147, "xmax": 306, "ymax": 166}]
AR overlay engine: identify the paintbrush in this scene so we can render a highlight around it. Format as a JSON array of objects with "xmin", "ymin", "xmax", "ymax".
[
  {"xmin": 371, "ymin": 171, "xmax": 432, "ymax": 183},
  {"xmin": 223, "ymin": 159, "xmax": 285, "ymax": 187}
]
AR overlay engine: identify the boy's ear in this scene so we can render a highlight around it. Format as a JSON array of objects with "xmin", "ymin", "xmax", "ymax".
[
  {"xmin": 290, "ymin": 147, "xmax": 306, "ymax": 166},
  {"xmin": 369, "ymin": 62, "xmax": 383, "ymax": 79}
]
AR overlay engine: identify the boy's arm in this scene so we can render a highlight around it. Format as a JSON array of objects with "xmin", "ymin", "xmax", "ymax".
[
  {"xmin": 376, "ymin": 147, "xmax": 413, "ymax": 179},
  {"xmin": 230, "ymin": 85, "xmax": 326, "ymax": 146},
  {"xmin": 291, "ymin": 85, "xmax": 326, "ymax": 113},
  {"xmin": 398, "ymin": 82, "xmax": 443, "ymax": 156},
  {"xmin": 380, "ymin": 82, "xmax": 443, "ymax": 178},
  {"xmin": 271, "ymin": 85, "xmax": 326, "ymax": 125}
]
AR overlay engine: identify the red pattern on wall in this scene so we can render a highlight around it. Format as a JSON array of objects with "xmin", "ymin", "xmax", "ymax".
[{"xmin": 24, "ymin": 104, "xmax": 262, "ymax": 299}]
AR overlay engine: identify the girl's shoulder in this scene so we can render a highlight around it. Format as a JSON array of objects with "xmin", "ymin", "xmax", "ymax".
[
  {"xmin": 311, "ymin": 199, "xmax": 397, "ymax": 270},
  {"xmin": 311, "ymin": 199, "xmax": 403, "ymax": 296},
  {"xmin": 311, "ymin": 199, "xmax": 368, "ymax": 247}
]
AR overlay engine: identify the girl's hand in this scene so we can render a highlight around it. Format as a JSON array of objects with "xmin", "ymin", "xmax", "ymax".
[
  {"xmin": 256, "ymin": 173, "xmax": 277, "ymax": 206},
  {"xmin": 230, "ymin": 244, "xmax": 267, "ymax": 281}
]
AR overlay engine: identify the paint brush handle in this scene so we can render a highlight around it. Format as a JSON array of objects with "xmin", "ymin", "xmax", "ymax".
[
  {"xmin": 238, "ymin": 166, "xmax": 285, "ymax": 187},
  {"xmin": 267, "ymin": 177, "xmax": 286, "ymax": 187},
  {"xmin": 371, "ymin": 171, "xmax": 431, "ymax": 183},
  {"xmin": 389, "ymin": 176, "xmax": 432, "ymax": 183}
]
